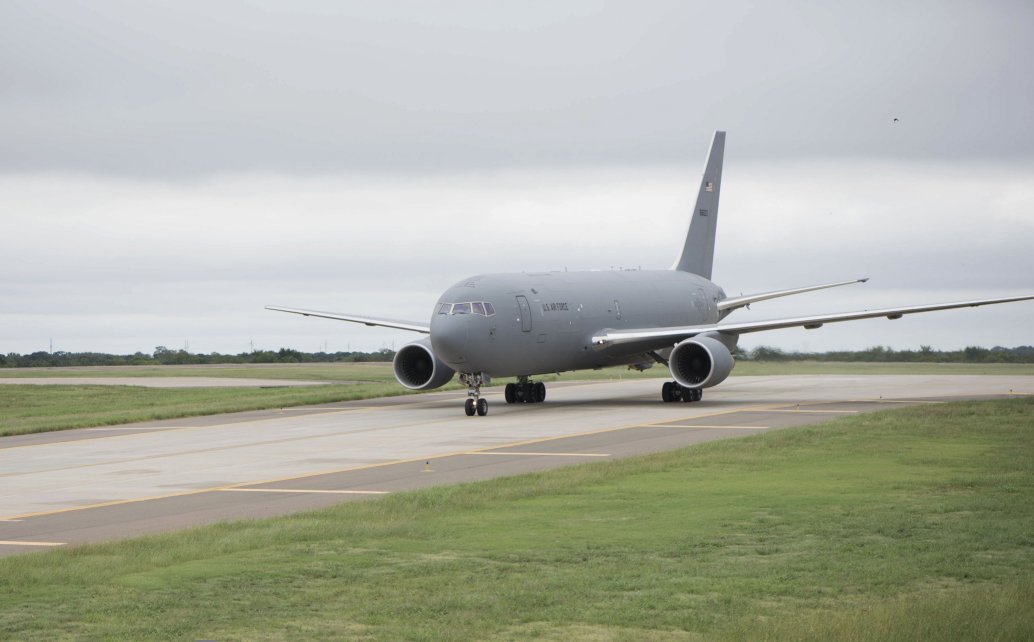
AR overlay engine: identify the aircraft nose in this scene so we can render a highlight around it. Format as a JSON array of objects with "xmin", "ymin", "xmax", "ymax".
[{"xmin": 431, "ymin": 314, "xmax": 468, "ymax": 365}]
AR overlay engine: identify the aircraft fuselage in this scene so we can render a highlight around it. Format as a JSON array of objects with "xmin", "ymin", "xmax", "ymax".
[{"xmin": 430, "ymin": 270, "xmax": 727, "ymax": 377}]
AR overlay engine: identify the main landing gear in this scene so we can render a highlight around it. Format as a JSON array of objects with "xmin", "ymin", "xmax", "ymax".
[
  {"xmin": 661, "ymin": 381, "xmax": 702, "ymax": 403},
  {"xmin": 459, "ymin": 374, "xmax": 547, "ymax": 416},
  {"xmin": 461, "ymin": 373, "xmax": 489, "ymax": 416},
  {"xmin": 504, "ymin": 376, "xmax": 546, "ymax": 404}
]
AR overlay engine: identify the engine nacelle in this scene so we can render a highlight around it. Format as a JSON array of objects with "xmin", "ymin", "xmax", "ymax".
[
  {"xmin": 392, "ymin": 337, "xmax": 456, "ymax": 390},
  {"xmin": 669, "ymin": 335, "xmax": 735, "ymax": 389}
]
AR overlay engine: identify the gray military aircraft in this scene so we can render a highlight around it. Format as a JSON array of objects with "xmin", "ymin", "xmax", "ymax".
[{"xmin": 268, "ymin": 131, "xmax": 1034, "ymax": 416}]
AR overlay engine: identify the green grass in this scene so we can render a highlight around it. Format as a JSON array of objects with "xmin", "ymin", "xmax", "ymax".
[
  {"xmin": 732, "ymin": 361, "xmax": 1034, "ymax": 376},
  {"xmin": 0, "ymin": 383, "xmax": 428, "ymax": 437},
  {"xmin": 1, "ymin": 398, "xmax": 1032, "ymax": 640},
  {"xmin": 0, "ymin": 362, "xmax": 399, "ymax": 381}
]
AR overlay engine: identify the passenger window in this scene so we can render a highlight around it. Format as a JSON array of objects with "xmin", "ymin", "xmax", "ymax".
[
  {"xmin": 484, "ymin": 302, "xmax": 495, "ymax": 316},
  {"xmin": 472, "ymin": 302, "xmax": 486, "ymax": 316},
  {"xmin": 438, "ymin": 303, "xmax": 452, "ymax": 315},
  {"xmin": 453, "ymin": 302, "xmax": 471, "ymax": 315}
]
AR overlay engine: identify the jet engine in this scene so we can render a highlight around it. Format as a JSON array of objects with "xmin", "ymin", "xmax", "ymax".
[
  {"xmin": 392, "ymin": 337, "xmax": 456, "ymax": 390},
  {"xmin": 668, "ymin": 335, "xmax": 735, "ymax": 389}
]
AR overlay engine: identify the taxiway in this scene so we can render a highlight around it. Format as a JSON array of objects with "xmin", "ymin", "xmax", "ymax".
[{"xmin": 1, "ymin": 375, "xmax": 1030, "ymax": 557}]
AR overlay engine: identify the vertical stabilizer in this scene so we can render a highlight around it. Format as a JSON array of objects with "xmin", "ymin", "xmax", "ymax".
[{"xmin": 671, "ymin": 130, "xmax": 725, "ymax": 278}]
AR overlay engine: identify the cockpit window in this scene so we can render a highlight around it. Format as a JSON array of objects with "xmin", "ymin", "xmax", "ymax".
[{"xmin": 438, "ymin": 301, "xmax": 495, "ymax": 316}]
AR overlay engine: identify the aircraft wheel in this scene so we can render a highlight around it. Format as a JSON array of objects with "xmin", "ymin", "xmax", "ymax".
[
  {"xmin": 464, "ymin": 398, "xmax": 476, "ymax": 416},
  {"xmin": 476, "ymin": 398, "xmax": 489, "ymax": 416},
  {"xmin": 504, "ymin": 383, "xmax": 516, "ymax": 404},
  {"xmin": 661, "ymin": 381, "xmax": 674, "ymax": 402},
  {"xmin": 534, "ymin": 382, "xmax": 546, "ymax": 403},
  {"xmin": 514, "ymin": 385, "xmax": 525, "ymax": 403}
]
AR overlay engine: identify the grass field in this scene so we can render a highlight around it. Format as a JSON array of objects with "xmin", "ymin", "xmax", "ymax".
[
  {"xmin": 2, "ymin": 361, "xmax": 1033, "ymax": 437},
  {"xmin": 1, "ymin": 398, "xmax": 1032, "ymax": 640}
]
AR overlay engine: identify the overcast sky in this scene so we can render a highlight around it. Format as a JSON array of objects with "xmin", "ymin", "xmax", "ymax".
[{"xmin": 3, "ymin": 1, "xmax": 1033, "ymax": 356}]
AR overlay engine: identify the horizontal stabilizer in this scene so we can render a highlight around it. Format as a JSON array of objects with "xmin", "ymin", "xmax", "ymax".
[{"xmin": 265, "ymin": 306, "xmax": 430, "ymax": 333}]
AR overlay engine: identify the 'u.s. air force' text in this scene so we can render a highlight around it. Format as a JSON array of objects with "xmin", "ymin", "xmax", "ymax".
[{"xmin": 541, "ymin": 302, "xmax": 569, "ymax": 312}]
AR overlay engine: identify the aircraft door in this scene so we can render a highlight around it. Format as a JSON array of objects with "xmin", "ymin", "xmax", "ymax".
[{"xmin": 516, "ymin": 295, "xmax": 533, "ymax": 332}]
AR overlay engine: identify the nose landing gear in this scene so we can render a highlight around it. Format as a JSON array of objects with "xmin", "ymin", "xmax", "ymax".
[{"xmin": 461, "ymin": 373, "xmax": 489, "ymax": 416}]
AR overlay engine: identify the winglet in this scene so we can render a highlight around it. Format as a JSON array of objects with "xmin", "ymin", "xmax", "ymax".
[{"xmin": 671, "ymin": 130, "xmax": 725, "ymax": 278}]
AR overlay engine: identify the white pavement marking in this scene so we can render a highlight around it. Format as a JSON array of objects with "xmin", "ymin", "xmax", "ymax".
[
  {"xmin": 651, "ymin": 424, "xmax": 769, "ymax": 430},
  {"xmin": 466, "ymin": 452, "xmax": 610, "ymax": 457},
  {"xmin": 850, "ymin": 399, "xmax": 946, "ymax": 404},
  {"xmin": 86, "ymin": 427, "xmax": 175, "ymax": 431},
  {"xmin": 219, "ymin": 488, "xmax": 389, "ymax": 495},
  {"xmin": 761, "ymin": 409, "xmax": 859, "ymax": 414},
  {"xmin": 0, "ymin": 540, "xmax": 64, "ymax": 547}
]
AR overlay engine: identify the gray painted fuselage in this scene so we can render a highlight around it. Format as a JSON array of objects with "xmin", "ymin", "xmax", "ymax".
[{"xmin": 430, "ymin": 270, "xmax": 727, "ymax": 378}]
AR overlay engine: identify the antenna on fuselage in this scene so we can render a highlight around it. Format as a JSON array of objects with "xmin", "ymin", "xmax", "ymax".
[{"xmin": 671, "ymin": 130, "xmax": 725, "ymax": 279}]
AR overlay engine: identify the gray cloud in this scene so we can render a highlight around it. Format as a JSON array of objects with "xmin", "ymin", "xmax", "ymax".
[{"xmin": 2, "ymin": 1, "xmax": 1033, "ymax": 177}]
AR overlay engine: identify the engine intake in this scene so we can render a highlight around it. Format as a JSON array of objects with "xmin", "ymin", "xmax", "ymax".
[
  {"xmin": 392, "ymin": 337, "xmax": 455, "ymax": 390},
  {"xmin": 669, "ymin": 335, "xmax": 735, "ymax": 389}
]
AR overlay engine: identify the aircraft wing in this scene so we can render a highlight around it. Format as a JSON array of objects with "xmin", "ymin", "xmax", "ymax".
[
  {"xmin": 592, "ymin": 294, "xmax": 1034, "ymax": 348},
  {"xmin": 717, "ymin": 278, "xmax": 869, "ymax": 312},
  {"xmin": 265, "ymin": 306, "xmax": 430, "ymax": 333}
]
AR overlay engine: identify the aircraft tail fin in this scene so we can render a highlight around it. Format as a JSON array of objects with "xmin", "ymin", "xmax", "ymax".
[{"xmin": 671, "ymin": 130, "xmax": 725, "ymax": 278}]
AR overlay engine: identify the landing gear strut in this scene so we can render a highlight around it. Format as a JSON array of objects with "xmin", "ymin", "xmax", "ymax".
[
  {"xmin": 661, "ymin": 381, "xmax": 702, "ymax": 403},
  {"xmin": 504, "ymin": 376, "xmax": 546, "ymax": 404},
  {"xmin": 461, "ymin": 373, "xmax": 489, "ymax": 416}
]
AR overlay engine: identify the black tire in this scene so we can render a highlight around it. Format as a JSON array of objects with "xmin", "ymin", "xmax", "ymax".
[
  {"xmin": 534, "ymin": 382, "xmax": 546, "ymax": 403},
  {"xmin": 464, "ymin": 398, "xmax": 476, "ymax": 416},
  {"xmin": 661, "ymin": 381, "xmax": 674, "ymax": 402},
  {"xmin": 504, "ymin": 383, "xmax": 516, "ymax": 404},
  {"xmin": 476, "ymin": 398, "xmax": 488, "ymax": 416}
]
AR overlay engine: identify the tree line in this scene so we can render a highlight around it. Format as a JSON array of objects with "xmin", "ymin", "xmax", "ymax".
[
  {"xmin": 738, "ymin": 344, "xmax": 1034, "ymax": 363},
  {"xmin": 0, "ymin": 347, "xmax": 397, "ymax": 368},
  {"xmin": 3, "ymin": 344, "xmax": 1033, "ymax": 368}
]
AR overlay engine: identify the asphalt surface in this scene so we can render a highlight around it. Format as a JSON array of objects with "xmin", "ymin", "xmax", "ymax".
[{"xmin": 2, "ymin": 374, "xmax": 1030, "ymax": 557}]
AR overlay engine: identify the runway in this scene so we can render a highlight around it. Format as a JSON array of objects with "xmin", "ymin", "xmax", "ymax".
[{"xmin": 1, "ymin": 375, "xmax": 1030, "ymax": 557}]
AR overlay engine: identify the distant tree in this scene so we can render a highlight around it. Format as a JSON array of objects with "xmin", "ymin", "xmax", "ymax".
[
  {"xmin": 964, "ymin": 346, "xmax": 990, "ymax": 362},
  {"xmin": 752, "ymin": 346, "xmax": 787, "ymax": 361}
]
